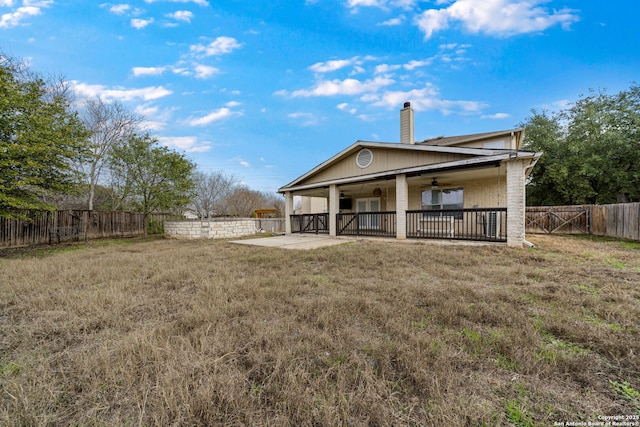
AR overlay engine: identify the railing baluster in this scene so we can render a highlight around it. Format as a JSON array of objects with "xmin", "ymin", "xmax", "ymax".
[
  {"xmin": 293, "ymin": 209, "xmax": 505, "ymax": 241},
  {"xmin": 406, "ymin": 208, "xmax": 507, "ymax": 242}
]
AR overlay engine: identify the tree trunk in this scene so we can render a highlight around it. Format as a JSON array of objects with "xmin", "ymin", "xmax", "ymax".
[{"xmin": 143, "ymin": 212, "xmax": 148, "ymax": 237}]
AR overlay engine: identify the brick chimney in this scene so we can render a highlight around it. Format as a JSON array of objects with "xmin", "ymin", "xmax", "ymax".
[{"xmin": 400, "ymin": 101, "xmax": 414, "ymax": 144}]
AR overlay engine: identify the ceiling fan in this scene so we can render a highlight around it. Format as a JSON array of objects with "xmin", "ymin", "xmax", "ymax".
[{"xmin": 429, "ymin": 177, "xmax": 453, "ymax": 189}]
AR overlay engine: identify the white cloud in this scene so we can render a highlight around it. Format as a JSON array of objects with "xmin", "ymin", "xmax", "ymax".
[
  {"xmin": 415, "ymin": 0, "xmax": 579, "ymax": 39},
  {"xmin": 439, "ymin": 42, "xmax": 457, "ymax": 50},
  {"xmin": 346, "ymin": 0, "xmax": 418, "ymax": 11},
  {"xmin": 368, "ymin": 83, "xmax": 486, "ymax": 115},
  {"xmin": 131, "ymin": 17, "xmax": 153, "ymax": 29},
  {"xmin": 134, "ymin": 104, "xmax": 159, "ymax": 117},
  {"xmin": 144, "ymin": 0, "xmax": 209, "ymax": 5},
  {"xmin": 166, "ymin": 10, "xmax": 193, "ymax": 22},
  {"xmin": 288, "ymin": 112, "xmax": 320, "ymax": 126},
  {"xmin": 0, "ymin": 1, "xmax": 52, "ymax": 28},
  {"xmin": 392, "ymin": 0, "xmax": 418, "ymax": 9},
  {"xmin": 189, "ymin": 107, "xmax": 242, "ymax": 126},
  {"xmin": 225, "ymin": 101, "xmax": 241, "ymax": 107},
  {"xmin": 20, "ymin": 0, "xmax": 53, "ymax": 5},
  {"xmin": 190, "ymin": 36, "xmax": 242, "ymax": 57},
  {"xmin": 404, "ymin": 58, "xmax": 433, "ymax": 70},
  {"xmin": 194, "ymin": 64, "xmax": 220, "ymax": 79},
  {"xmin": 132, "ymin": 66, "xmax": 167, "ymax": 76},
  {"xmin": 337, "ymin": 103, "xmax": 357, "ymax": 114},
  {"xmin": 308, "ymin": 56, "xmax": 376, "ymax": 73},
  {"xmin": 290, "ymin": 76, "xmax": 394, "ymax": 97},
  {"xmin": 481, "ymin": 112, "xmax": 510, "ymax": 119},
  {"xmin": 346, "ymin": 0, "xmax": 386, "ymax": 8},
  {"xmin": 172, "ymin": 67, "xmax": 191, "ymax": 76},
  {"xmin": 134, "ymin": 103, "xmax": 179, "ymax": 132},
  {"xmin": 538, "ymin": 98, "xmax": 571, "ymax": 111},
  {"xmin": 309, "ymin": 58, "xmax": 355, "ymax": 73},
  {"xmin": 439, "ymin": 42, "xmax": 471, "ymax": 52},
  {"xmin": 108, "ymin": 4, "xmax": 131, "ymax": 14},
  {"xmin": 350, "ymin": 65, "xmax": 365, "ymax": 75},
  {"xmin": 157, "ymin": 136, "xmax": 211, "ymax": 153},
  {"xmin": 378, "ymin": 15, "xmax": 405, "ymax": 26},
  {"xmin": 414, "ymin": 8, "xmax": 449, "ymax": 39},
  {"xmin": 374, "ymin": 63, "xmax": 401, "ymax": 74},
  {"xmin": 141, "ymin": 119, "xmax": 167, "ymax": 131},
  {"xmin": 71, "ymin": 81, "xmax": 173, "ymax": 102},
  {"xmin": 233, "ymin": 157, "xmax": 250, "ymax": 167}
]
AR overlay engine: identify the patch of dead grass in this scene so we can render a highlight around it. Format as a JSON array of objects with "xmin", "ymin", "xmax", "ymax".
[{"xmin": 1, "ymin": 235, "xmax": 639, "ymax": 425}]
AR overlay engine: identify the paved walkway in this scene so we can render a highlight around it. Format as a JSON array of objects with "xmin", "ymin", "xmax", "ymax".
[
  {"xmin": 231, "ymin": 233, "xmax": 507, "ymax": 250},
  {"xmin": 230, "ymin": 234, "xmax": 351, "ymax": 250}
]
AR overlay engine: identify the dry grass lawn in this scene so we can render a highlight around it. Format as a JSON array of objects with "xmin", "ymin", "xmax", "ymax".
[{"xmin": 1, "ymin": 234, "xmax": 639, "ymax": 426}]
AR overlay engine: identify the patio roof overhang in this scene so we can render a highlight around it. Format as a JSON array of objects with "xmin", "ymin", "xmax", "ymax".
[{"xmin": 278, "ymin": 151, "xmax": 541, "ymax": 194}]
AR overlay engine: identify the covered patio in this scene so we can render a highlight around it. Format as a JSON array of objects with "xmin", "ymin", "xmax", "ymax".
[
  {"xmin": 281, "ymin": 153, "xmax": 536, "ymax": 246},
  {"xmin": 278, "ymin": 103, "xmax": 541, "ymax": 247}
]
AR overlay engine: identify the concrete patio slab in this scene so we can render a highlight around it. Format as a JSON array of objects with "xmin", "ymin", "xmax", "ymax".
[{"xmin": 230, "ymin": 234, "xmax": 350, "ymax": 250}]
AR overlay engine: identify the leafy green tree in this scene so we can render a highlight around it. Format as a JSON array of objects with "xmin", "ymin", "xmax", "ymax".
[
  {"xmin": 109, "ymin": 133, "xmax": 195, "ymax": 234},
  {"xmin": 0, "ymin": 55, "xmax": 88, "ymax": 219},
  {"xmin": 518, "ymin": 110, "xmax": 566, "ymax": 205},
  {"xmin": 521, "ymin": 85, "xmax": 640, "ymax": 205}
]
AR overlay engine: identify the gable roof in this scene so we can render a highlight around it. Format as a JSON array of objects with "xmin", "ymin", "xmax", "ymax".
[
  {"xmin": 279, "ymin": 128, "xmax": 536, "ymax": 193},
  {"xmin": 419, "ymin": 128, "xmax": 525, "ymax": 148}
]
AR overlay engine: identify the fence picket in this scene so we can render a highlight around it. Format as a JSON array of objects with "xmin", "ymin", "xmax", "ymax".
[
  {"xmin": 0, "ymin": 210, "xmax": 176, "ymax": 248},
  {"xmin": 526, "ymin": 203, "xmax": 640, "ymax": 241}
]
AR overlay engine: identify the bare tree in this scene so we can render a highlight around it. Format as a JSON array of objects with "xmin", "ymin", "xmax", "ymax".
[
  {"xmin": 262, "ymin": 192, "xmax": 285, "ymax": 216},
  {"xmin": 189, "ymin": 171, "xmax": 239, "ymax": 218},
  {"xmin": 224, "ymin": 186, "xmax": 282, "ymax": 217},
  {"xmin": 81, "ymin": 98, "xmax": 140, "ymax": 210}
]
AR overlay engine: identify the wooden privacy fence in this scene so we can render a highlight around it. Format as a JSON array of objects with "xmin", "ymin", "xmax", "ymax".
[
  {"xmin": 255, "ymin": 217, "xmax": 286, "ymax": 233},
  {"xmin": 526, "ymin": 203, "xmax": 640, "ymax": 241},
  {"xmin": 0, "ymin": 210, "xmax": 175, "ymax": 248}
]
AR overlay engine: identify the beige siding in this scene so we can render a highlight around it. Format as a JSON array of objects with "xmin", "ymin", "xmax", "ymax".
[
  {"xmin": 385, "ymin": 188, "xmax": 397, "ymax": 211},
  {"xmin": 406, "ymin": 176, "xmax": 507, "ymax": 210},
  {"xmin": 455, "ymin": 135, "xmax": 513, "ymax": 150},
  {"xmin": 300, "ymin": 196, "xmax": 327, "ymax": 214},
  {"xmin": 463, "ymin": 176, "xmax": 507, "ymax": 208},
  {"xmin": 302, "ymin": 148, "xmax": 469, "ymax": 186},
  {"xmin": 408, "ymin": 186, "xmax": 423, "ymax": 210}
]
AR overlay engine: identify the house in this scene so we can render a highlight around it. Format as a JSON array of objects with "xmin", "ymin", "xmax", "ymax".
[{"xmin": 278, "ymin": 102, "xmax": 541, "ymax": 247}]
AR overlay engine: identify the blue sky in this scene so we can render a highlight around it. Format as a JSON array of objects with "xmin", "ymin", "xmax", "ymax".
[{"xmin": 2, "ymin": 0, "xmax": 638, "ymax": 193}]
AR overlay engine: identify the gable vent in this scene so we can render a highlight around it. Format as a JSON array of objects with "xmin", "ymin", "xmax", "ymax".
[{"xmin": 356, "ymin": 148, "xmax": 373, "ymax": 169}]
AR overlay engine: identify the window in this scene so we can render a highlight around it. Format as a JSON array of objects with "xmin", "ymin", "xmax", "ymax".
[{"xmin": 421, "ymin": 188, "xmax": 463, "ymax": 218}]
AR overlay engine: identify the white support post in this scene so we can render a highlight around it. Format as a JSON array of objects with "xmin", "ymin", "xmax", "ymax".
[
  {"xmin": 329, "ymin": 184, "xmax": 339, "ymax": 237},
  {"xmin": 396, "ymin": 174, "xmax": 408, "ymax": 239},
  {"xmin": 284, "ymin": 192, "xmax": 293, "ymax": 235},
  {"xmin": 506, "ymin": 160, "xmax": 526, "ymax": 247}
]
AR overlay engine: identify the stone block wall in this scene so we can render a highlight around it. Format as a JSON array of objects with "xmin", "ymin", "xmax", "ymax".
[{"xmin": 164, "ymin": 219, "xmax": 258, "ymax": 240}]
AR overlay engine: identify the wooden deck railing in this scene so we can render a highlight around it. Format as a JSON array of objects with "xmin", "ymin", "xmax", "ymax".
[
  {"xmin": 337, "ymin": 212, "xmax": 397, "ymax": 237},
  {"xmin": 291, "ymin": 208, "xmax": 506, "ymax": 242},
  {"xmin": 407, "ymin": 208, "xmax": 507, "ymax": 242},
  {"xmin": 290, "ymin": 214, "xmax": 329, "ymax": 234}
]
